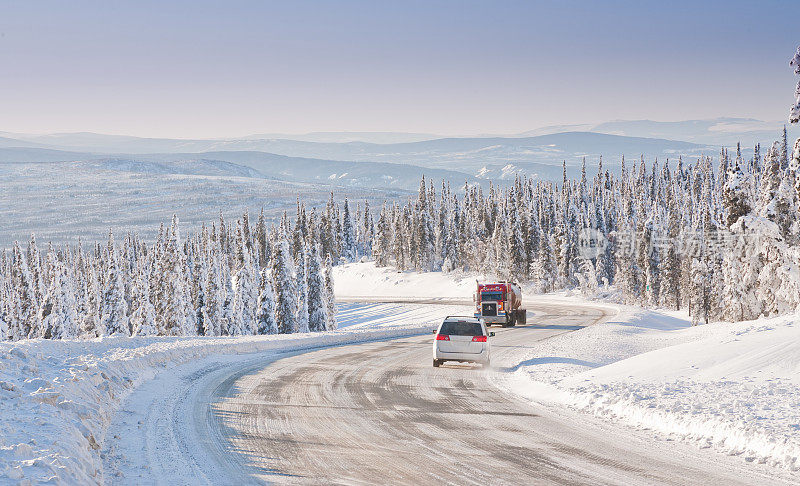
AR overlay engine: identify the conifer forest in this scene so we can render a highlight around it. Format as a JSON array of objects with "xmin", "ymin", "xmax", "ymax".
[{"xmin": 2, "ymin": 126, "xmax": 800, "ymax": 340}]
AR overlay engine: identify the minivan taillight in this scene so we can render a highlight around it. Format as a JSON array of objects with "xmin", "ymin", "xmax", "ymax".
[
  {"xmin": 436, "ymin": 334, "xmax": 450, "ymax": 341},
  {"xmin": 472, "ymin": 335, "xmax": 487, "ymax": 342}
]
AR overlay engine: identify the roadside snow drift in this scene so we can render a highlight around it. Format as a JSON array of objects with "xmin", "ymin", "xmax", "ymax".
[
  {"xmin": 333, "ymin": 261, "xmax": 483, "ymax": 301},
  {"xmin": 500, "ymin": 306, "xmax": 800, "ymax": 471},
  {"xmin": 0, "ymin": 316, "xmax": 442, "ymax": 484}
]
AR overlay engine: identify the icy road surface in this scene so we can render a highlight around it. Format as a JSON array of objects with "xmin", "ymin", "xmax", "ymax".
[{"xmin": 103, "ymin": 303, "xmax": 784, "ymax": 485}]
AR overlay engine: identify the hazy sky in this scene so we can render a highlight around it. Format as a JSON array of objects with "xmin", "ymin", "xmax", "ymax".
[{"xmin": 1, "ymin": 0, "xmax": 798, "ymax": 138}]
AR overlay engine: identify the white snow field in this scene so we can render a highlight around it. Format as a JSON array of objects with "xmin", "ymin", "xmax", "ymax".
[
  {"xmin": 333, "ymin": 260, "xmax": 487, "ymax": 301},
  {"xmin": 0, "ymin": 301, "xmax": 458, "ymax": 485}
]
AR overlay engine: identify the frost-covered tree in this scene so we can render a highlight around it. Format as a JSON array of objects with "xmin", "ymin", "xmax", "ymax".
[
  {"xmin": 38, "ymin": 252, "xmax": 78, "ymax": 339},
  {"xmin": 306, "ymin": 244, "xmax": 329, "ymax": 332},
  {"xmin": 722, "ymin": 149, "xmax": 752, "ymax": 229},
  {"xmin": 360, "ymin": 201, "xmax": 375, "ymax": 258},
  {"xmin": 130, "ymin": 262, "xmax": 158, "ymax": 336},
  {"xmin": 530, "ymin": 234, "xmax": 555, "ymax": 293},
  {"xmin": 11, "ymin": 242, "xmax": 39, "ymax": 339},
  {"xmin": 792, "ymin": 46, "xmax": 800, "ymax": 124},
  {"xmin": 81, "ymin": 260, "xmax": 102, "ymax": 338},
  {"xmin": 158, "ymin": 216, "xmax": 193, "ymax": 336},
  {"xmin": 230, "ymin": 225, "xmax": 258, "ymax": 335},
  {"xmin": 202, "ymin": 243, "xmax": 225, "ymax": 337},
  {"xmin": 256, "ymin": 268, "xmax": 278, "ymax": 335},
  {"xmin": 323, "ymin": 253, "xmax": 337, "ymax": 330},
  {"xmin": 295, "ymin": 243, "xmax": 310, "ymax": 334},
  {"xmin": 0, "ymin": 286, "xmax": 9, "ymax": 341},
  {"xmin": 790, "ymin": 46, "xmax": 800, "ymax": 195},
  {"xmin": 272, "ymin": 239, "xmax": 298, "ymax": 334},
  {"xmin": 340, "ymin": 199, "xmax": 358, "ymax": 262},
  {"xmin": 372, "ymin": 205, "xmax": 391, "ymax": 267},
  {"xmin": 101, "ymin": 231, "xmax": 130, "ymax": 336}
]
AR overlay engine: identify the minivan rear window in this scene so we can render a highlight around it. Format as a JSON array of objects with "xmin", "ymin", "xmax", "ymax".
[{"xmin": 440, "ymin": 321, "xmax": 483, "ymax": 336}]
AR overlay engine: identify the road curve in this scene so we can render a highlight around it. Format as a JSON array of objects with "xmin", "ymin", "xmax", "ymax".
[
  {"xmin": 210, "ymin": 304, "xmax": 780, "ymax": 485},
  {"xmin": 103, "ymin": 303, "xmax": 788, "ymax": 485}
]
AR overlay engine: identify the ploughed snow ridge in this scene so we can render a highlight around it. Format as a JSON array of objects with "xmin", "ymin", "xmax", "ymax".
[{"xmin": 0, "ymin": 298, "xmax": 452, "ymax": 485}]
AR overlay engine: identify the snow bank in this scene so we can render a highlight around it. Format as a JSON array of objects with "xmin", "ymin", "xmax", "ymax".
[
  {"xmin": 499, "ymin": 306, "xmax": 800, "ymax": 471},
  {"xmin": 333, "ymin": 261, "xmax": 483, "ymax": 300},
  {"xmin": 0, "ymin": 320, "xmax": 437, "ymax": 484},
  {"xmin": 337, "ymin": 302, "xmax": 469, "ymax": 329}
]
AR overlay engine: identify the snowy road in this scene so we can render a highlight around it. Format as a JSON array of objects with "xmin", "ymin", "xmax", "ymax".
[{"xmin": 104, "ymin": 303, "xmax": 786, "ymax": 485}]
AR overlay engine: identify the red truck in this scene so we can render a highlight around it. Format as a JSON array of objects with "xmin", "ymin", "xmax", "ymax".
[{"xmin": 473, "ymin": 281, "xmax": 526, "ymax": 327}]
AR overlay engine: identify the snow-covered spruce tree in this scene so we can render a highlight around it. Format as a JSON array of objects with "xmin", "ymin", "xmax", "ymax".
[
  {"xmin": 319, "ymin": 195, "xmax": 337, "ymax": 262},
  {"xmin": 271, "ymin": 239, "xmax": 298, "ymax": 334},
  {"xmin": 158, "ymin": 216, "xmax": 194, "ymax": 336},
  {"xmin": 306, "ymin": 244, "xmax": 329, "ymax": 332},
  {"xmin": 291, "ymin": 201, "xmax": 308, "ymax": 261},
  {"xmin": 507, "ymin": 193, "xmax": 527, "ymax": 281},
  {"xmin": 38, "ymin": 251, "xmax": 78, "ymax": 339},
  {"xmin": 689, "ymin": 241, "xmax": 711, "ymax": 326},
  {"xmin": 414, "ymin": 177, "xmax": 437, "ymax": 271},
  {"xmin": 295, "ymin": 243, "xmax": 310, "ymax": 334},
  {"xmin": 256, "ymin": 267, "xmax": 278, "ymax": 335},
  {"xmin": 230, "ymin": 225, "xmax": 258, "ymax": 336},
  {"xmin": 0, "ymin": 285, "xmax": 9, "ymax": 341},
  {"xmin": 360, "ymin": 200, "xmax": 375, "ymax": 258},
  {"xmin": 129, "ymin": 261, "xmax": 158, "ymax": 336},
  {"xmin": 11, "ymin": 242, "xmax": 39, "ymax": 339},
  {"xmin": 5, "ymin": 285, "xmax": 22, "ymax": 341},
  {"xmin": 397, "ymin": 206, "xmax": 411, "ymax": 270},
  {"xmin": 640, "ymin": 217, "xmax": 660, "ymax": 307},
  {"xmin": 188, "ymin": 236, "xmax": 208, "ymax": 335},
  {"xmin": 81, "ymin": 260, "xmax": 102, "ymax": 337},
  {"xmin": 27, "ymin": 235, "xmax": 45, "ymax": 305},
  {"xmin": 661, "ymin": 191, "xmax": 682, "ymax": 310},
  {"xmin": 790, "ymin": 46, "xmax": 800, "ymax": 199},
  {"xmin": 723, "ymin": 149, "xmax": 752, "ymax": 229},
  {"xmin": 201, "ymin": 242, "xmax": 224, "ymax": 337},
  {"xmin": 530, "ymin": 234, "xmax": 555, "ymax": 293},
  {"xmin": 323, "ymin": 253, "xmax": 337, "ymax": 330},
  {"xmin": 255, "ymin": 209, "xmax": 269, "ymax": 269},
  {"xmin": 340, "ymin": 199, "xmax": 358, "ymax": 263},
  {"xmin": 720, "ymin": 158, "xmax": 760, "ymax": 321},
  {"xmin": 101, "ymin": 231, "xmax": 130, "ymax": 336},
  {"xmin": 372, "ymin": 204, "xmax": 391, "ymax": 267}
]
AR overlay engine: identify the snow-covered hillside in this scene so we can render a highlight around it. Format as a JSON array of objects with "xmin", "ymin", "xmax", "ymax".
[{"xmin": 0, "ymin": 161, "xmax": 402, "ymax": 248}]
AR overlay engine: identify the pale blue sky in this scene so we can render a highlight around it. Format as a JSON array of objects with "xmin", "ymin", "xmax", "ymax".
[{"xmin": 1, "ymin": 1, "xmax": 798, "ymax": 138}]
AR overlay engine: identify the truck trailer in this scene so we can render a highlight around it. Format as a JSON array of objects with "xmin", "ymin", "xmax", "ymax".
[{"xmin": 473, "ymin": 281, "xmax": 526, "ymax": 327}]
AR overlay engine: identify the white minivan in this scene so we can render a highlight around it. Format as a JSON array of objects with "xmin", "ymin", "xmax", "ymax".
[{"xmin": 432, "ymin": 316, "xmax": 494, "ymax": 367}]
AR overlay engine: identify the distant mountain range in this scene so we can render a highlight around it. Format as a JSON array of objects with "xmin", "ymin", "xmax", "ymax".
[
  {"xmin": 511, "ymin": 117, "xmax": 798, "ymax": 147},
  {"xmin": 0, "ymin": 118, "xmax": 796, "ymax": 187}
]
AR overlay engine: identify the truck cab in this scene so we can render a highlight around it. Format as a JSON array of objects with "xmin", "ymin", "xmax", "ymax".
[{"xmin": 474, "ymin": 282, "xmax": 526, "ymax": 327}]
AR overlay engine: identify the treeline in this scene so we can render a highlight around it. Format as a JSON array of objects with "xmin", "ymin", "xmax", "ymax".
[
  {"xmin": 0, "ymin": 199, "xmax": 360, "ymax": 340},
  {"xmin": 371, "ymin": 130, "xmax": 800, "ymax": 324}
]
